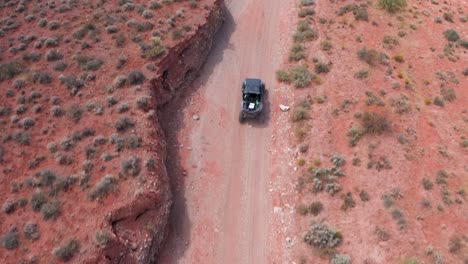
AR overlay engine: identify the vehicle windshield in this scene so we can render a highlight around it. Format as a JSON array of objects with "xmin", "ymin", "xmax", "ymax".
[{"xmin": 243, "ymin": 93, "xmax": 260, "ymax": 102}]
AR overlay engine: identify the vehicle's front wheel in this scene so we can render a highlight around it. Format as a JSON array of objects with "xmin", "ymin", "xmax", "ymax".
[{"xmin": 239, "ymin": 111, "xmax": 245, "ymax": 123}]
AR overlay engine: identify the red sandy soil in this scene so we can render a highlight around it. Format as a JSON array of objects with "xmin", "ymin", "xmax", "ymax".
[
  {"xmin": 158, "ymin": 0, "xmax": 298, "ymax": 263},
  {"xmin": 284, "ymin": 0, "xmax": 467, "ymax": 263},
  {"xmin": 0, "ymin": 0, "xmax": 218, "ymax": 263}
]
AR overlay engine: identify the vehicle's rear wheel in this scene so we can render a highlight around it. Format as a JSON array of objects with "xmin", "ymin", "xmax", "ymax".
[{"xmin": 239, "ymin": 111, "xmax": 245, "ymax": 123}]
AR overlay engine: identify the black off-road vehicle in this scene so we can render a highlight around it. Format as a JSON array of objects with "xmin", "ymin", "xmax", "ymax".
[{"xmin": 239, "ymin": 78, "xmax": 266, "ymax": 123}]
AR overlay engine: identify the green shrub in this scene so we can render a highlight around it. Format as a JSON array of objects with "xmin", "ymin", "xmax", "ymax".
[
  {"xmin": 290, "ymin": 65, "xmax": 312, "ymax": 88},
  {"xmin": 393, "ymin": 54, "xmax": 404, "ymax": 63},
  {"xmin": 378, "ymin": 0, "xmax": 406, "ymax": 13},
  {"xmin": 449, "ymin": 235, "xmax": 463, "ymax": 254},
  {"xmin": 361, "ymin": 111, "xmax": 390, "ymax": 134},
  {"xmin": 320, "ymin": 40, "xmax": 332, "ymax": 51},
  {"xmin": 276, "ymin": 70, "xmax": 290, "ymax": 83},
  {"xmin": 144, "ymin": 37, "xmax": 165, "ymax": 59},
  {"xmin": 444, "ymin": 29, "xmax": 459, "ymax": 42},
  {"xmin": 53, "ymin": 239, "xmax": 80, "ymax": 262}
]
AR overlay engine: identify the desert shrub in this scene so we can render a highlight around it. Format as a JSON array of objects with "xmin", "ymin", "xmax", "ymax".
[
  {"xmin": 89, "ymin": 175, "xmax": 118, "ymax": 200},
  {"xmin": 2, "ymin": 200, "xmax": 16, "ymax": 214},
  {"xmin": 0, "ymin": 61, "xmax": 24, "ymax": 82},
  {"xmin": 115, "ymin": 116, "xmax": 135, "ymax": 131},
  {"xmin": 32, "ymin": 71, "xmax": 53, "ymax": 84},
  {"xmin": 142, "ymin": 10, "xmax": 154, "ymax": 19},
  {"xmin": 354, "ymin": 70, "xmax": 368, "ymax": 79},
  {"xmin": 37, "ymin": 170, "xmax": 57, "ymax": 186},
  {"xmin": 291, "ymin": 107, "xmax": 309, "ymax": 122},
  {"xmin": 303, "ymin": 222, "xmax": 342, "ymax": 250},
  {"xmin": 67, "ymin": 105, "xmax": 83, "ymax": 123},
  {"xmin": 76, "ymin": 56, "xmax": 104, "ymax": 71},
  {"xmin": 57, "ymin": 154, "xmax": 74, "ymax": 165},
  {"xmin": 361, "ymin": 111, "xmax": 390, "ymax": 134},
  {"xmin": 95, "ymin": 230, "xmax": 110, "ymax": 246},
  {"xmin": 422, "ymin": 178, "xmax": 433, "ymax": 190},
  {"xmin": 391, "ymin": 94, "xmax": 411, "ymax": 114},
  {"xmin": 20, "ymin": 117, "xmax": 35, "ymax": 129},
  {"xmin": 276, "ymin": 70, "xmax": 291, "ymax": 83},
  {"xmin": 53, "ymin": 239, "xmax": 80, "ymax": 262},
  {"xmin": 320, "ymin": 40, "xmax": 332, "ymax": 51},
  {"xmin": 128, "ymin": 70, "xmax": 146, "ymax": 84},
  {"xmin": 41, "ymin": 202, "xmax": 60, "ymax": 220},
  {"xmin": 117, "ymin": 103, "xmax": 129, "ymax": 113},
  {"xmin": 144, "ymin": 37, "xmax": 166, "ymax": 59},
  {"xmin": 340, "ymin": 192, "xmax": 356, "ymax": 211},
  {"xmin": 51, "ymin": 106, "xmax": 65, "ymax": 117},
  {"xmin": 48, "ymin": 20, "xmax": 61, "ymax": 30},
  {"xmin": 294, "ymin": 20, "xmax": 318, "ymax": 42},
  {"xmin": 443, "ymin": 12, "xmax": 454, "ymax": 23},
  {"xmin": 106, "ymin": 96, "xmax": 118, "ymax": 107},
  {"xmin": 150, "ymin": 1, "xmax": 163, "ymax": 9},
  {"xmin": 53, "ymin": 61, "xmax": 68, "ymax": 71},
  {"xmin": 449, "ymin": 235, "xmax": 463, "ymax": 254},
  {"xmin": 441, "ymin": 87, "xmax": 456, "ymax": 102},
  {"xmin": 290, "ymin": 65, "xmax": 312, "ymax": 88},
  {"xmin": 12, "ymin": 131, "xmax": 30, "ymax": 145},
  {"xmin": 301, "ymin": 0, "xmax": 315, "ymax": 6},
  {"xmin": 393, "ymin": 54, "xmax": 404, "ymax": 63},
  {"xmin": 24, "ymin": 222, "xmax": 40, "ymax": 241},
  {"xmin": 46, "ymin": 50, "xmax": 64, "ymax": 61},
  {"xmin": 354, "ymin": 7, "xmax": 368, "ymax": 21},
  {"xmin": 433, "ymin": 96, "xmax": 444, "ymax": 107},
  {"xmin": 378, "ymin": 0, "xmax": 406, "ymax": 13},
  {"xmin": 458, "ymin": 39, "xmax": 468, "ymax": 49},
  {"xmin": 136, "ymin": 96, "xmax": 150, "ymax": 111},
  {"xmin": 331, "ymin": 254, "xmax": 350, "ymax": 264},
  {"xmin": 121, "ymin": 156, "xmax": 142, "ymax": 177},
  {"xmin": 359, "ymin": 190, "xmax": 370, "ymax": 201},
  {"xmin": 2, "ymin": 227, "xmax": 19, "ymax": 250},
  {"xmin": 299, "ymin": 8, "xmax": 315, "ymax": 17},
  {"xmin": 357, "ymin": 48, "xmax": 386, "ymax": 66},
  {"xmin": 309, "ymin": 201, "xmax": 323, "ymax": 216},
  {"xmin": 23, "ymin": 51, "xmax": 41, "ymax": 62},
  {"xmin": 347, "ymin": 127, "xmax": 363, "ymax": 147},
  {"xmin": 59, "ymin": 75, "xmax": 85, "ymax": 95},
  {"xmin": 444, "ymin": 29, "xmax": 459, "ymax": 42},
  {"xmin": 60, "ymin": 137, "xmax": 74, "ymax": 151},
  {"xmin": 31, "ymin": 191, "xmax": 47, "ymax": 212},
  {"xmin": 331, "ymin": 154, "xmax": 345, "ymax": 167},
  {"xmin": 289, "ymin": 43, "xmax": 305, "ymax": 61},
  {"xmin": 315, "ymin": 62, "xmax": 330, "ymax": 74}
]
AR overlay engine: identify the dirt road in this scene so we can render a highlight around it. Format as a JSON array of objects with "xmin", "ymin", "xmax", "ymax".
[{"xmin": 159, "ymin": 0, "xmax": 295, "ymax": 263}]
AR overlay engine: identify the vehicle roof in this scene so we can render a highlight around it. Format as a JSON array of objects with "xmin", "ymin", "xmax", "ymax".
[{"xmin": 243, "ymin": 78, "xmax": 263, "ymax": 94}]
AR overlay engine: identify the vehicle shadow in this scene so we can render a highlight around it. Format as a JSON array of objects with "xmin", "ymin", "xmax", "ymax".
[
  {"xmin": 157, "ymin": 8, "xmax": 237, "ymax": 263},
  {"xmin": 241, "ymin": 88, "xmax": 270, "ymax": 128}
]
